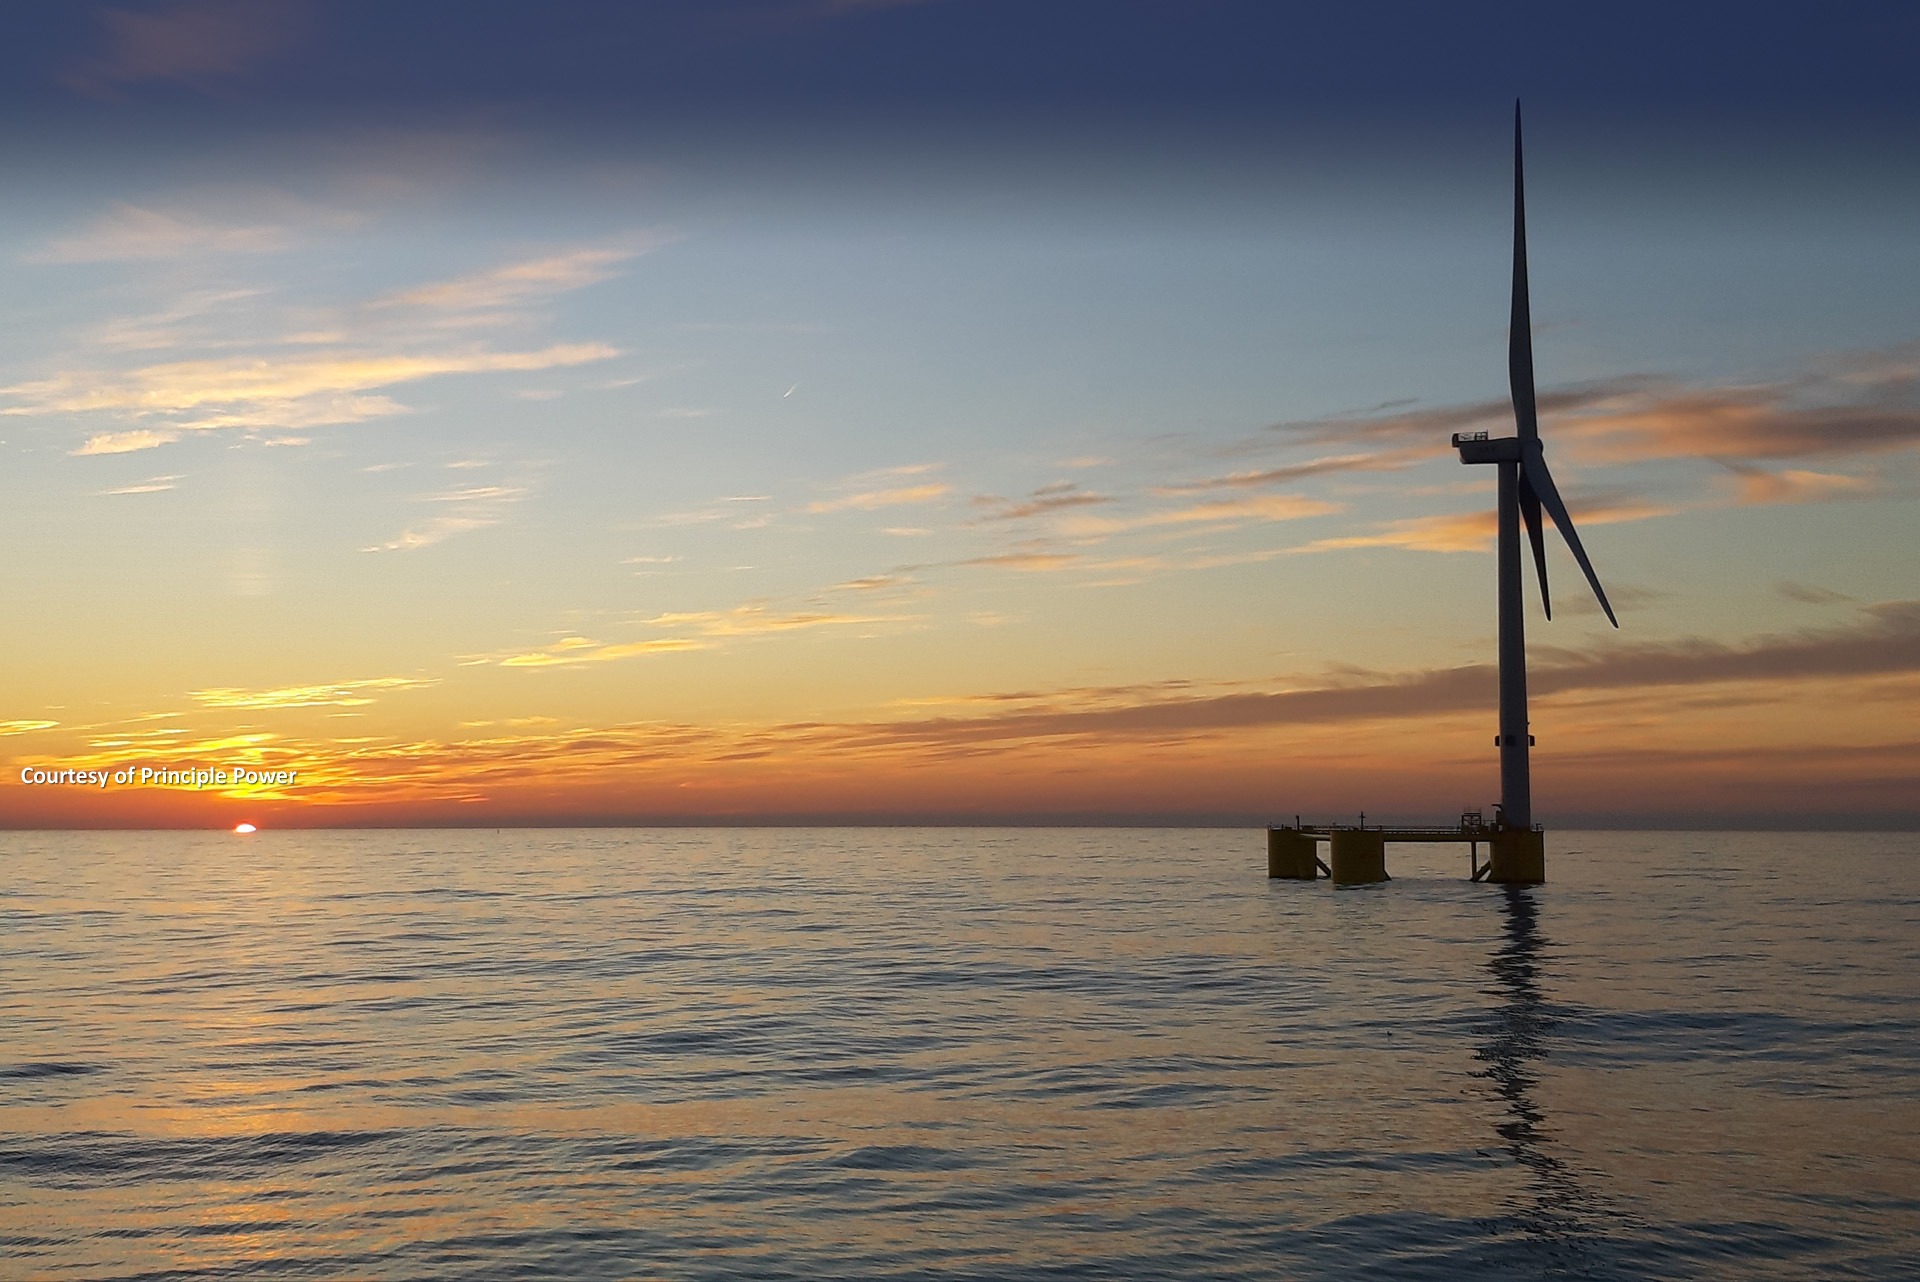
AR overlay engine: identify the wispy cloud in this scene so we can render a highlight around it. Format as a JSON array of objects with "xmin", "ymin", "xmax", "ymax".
[
  {"xmin": 499, "ymin": 638, "xmax": 708, "ymax": 668},
  {"xmin": 17, "ymin": 345, "xmax": 616, "ymax": 453},
  {"xmin": 647, "ymin": 605, "xmax": 916, "ymax": 636},
  {"xmin": 1777, "ymin": 580, "xmax": 1853, "ymax": 606},
  {"xmin": 485, "ymin": 601, "xmax": 919, "ymax": 667},
  {"xmin": 1529, "ymin": 600, "xmax": 1920, "ymax": 691},
  {"xmin": 11, "ymin": 345, "xmax": 614, "ymax": 420},
  {"xmin": 833, "ymin": 573, "xmax": 915, "ymax": 591},
  {"xmin": 1293, "ymin": 511, "xmax": 1494, "ymax": 554},
  {"xmin": 1266, "ymin": 379, "xmax": 1652, "ymax": 449},
  {"xmin": 970, "ymin": 482, "xmax": 1111, "ymax": 521},
  {"xmin": 74, "ymin": 429, "xmax": 180, "ymax": 456},
  {"xmin": 1723, "ymin": 464, "xmax": 1876, "ymax": 506},
  {"xmin": 364, "ymin": 516, "xmax": 492, "ymax": 552},
  {"xmin": 1155, "ymin": 449, "xmax": 1432, "ymax": 494},
  {"xmin": 1555, "ymin": 582, "xmax": 1670, "ymax": 619},
  {"xmin": 955, "ymin": 551, "xmax": 1081, "ymax": 572},
  {"xmin": 1261, "ymin": 359, "xmax": 1920, "ymax": 470},
  {"xmin": 1292, "ymin": 495, "xmax": 1673, "ymax": 555},
  {"xmin": 35, "ymin": 197, "xmax": 357, "ymax": 263},
  {"xmin": 21, "ymin": 242, "xmax": 640, "ymax": 457},
  {"xmin": 64, "ymin": 0, "xmax": 314, "ymax": 97},
  {"xmin": 375, "ymin": 245, "xmax": 652, "ymax": 320},
  {"xmin": 190, "ymin": 675, "xmax": 435, "ymax": 710},
  {"xmin": 1061, "ymin": 493, "xmax": 1342, "ymax": 536},
  {"xmin": 1567, "ymin": 393, "xmax": 1920, "ymax": 464},
  {"xmin": 86, "ymin": 289, "xmax": 263, "ymax": 351},
  {"xmin": 807, "ymin": 483, "xmax": 950, "ymax": 513},
  {"xmin": 364, "ymin": 481, "xmax": 529, "ymax": 552},
  {"xmin": 97, "ymin": 474, "xmax": 184, "ymax": 496},
  {"xmin": 426, "ymin": 484, "xmax": 525, "ymax": 504}
]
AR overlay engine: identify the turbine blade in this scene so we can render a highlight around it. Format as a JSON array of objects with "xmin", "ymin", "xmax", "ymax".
[
  {"xmin": 1521, "ymin": 447, "xmax": 1618, "ymax": 627},
  {"xmin": 1508, "ymin": 100, "xmax": 1539, "ymax": 445},
  {"xmin": 1519, "ymin": 471, "xmax": 1550, "ymax": 619}
]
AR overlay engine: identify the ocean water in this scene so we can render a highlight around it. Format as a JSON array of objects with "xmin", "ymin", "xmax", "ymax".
[{"xmin": 2, "ymin": 828, "xmax": 1916, "ymax": 1281}]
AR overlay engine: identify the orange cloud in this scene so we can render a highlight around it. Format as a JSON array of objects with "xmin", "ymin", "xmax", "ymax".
[
  {"xmin": 1264, "ymin": 361, "xmax": 1920, "ymax": 467},
  {"xmin": 484, "ymin": 603, "xmax": 919, "ymax": 667},
  {"xmin": 9, "ymin": 604, "xmax": 1918, "ymax": 828},
  {"xmin": 499, "ymin": 638, "xmax": 707, "ymax": 667},
  {"xmin": 1726, "ymin": 466, "xmax": 1875, "ymax": 506},
  {"xmin": 377, "ymin": 246, "xmax": 650, "ymax": 315},
  {"xmin": 807, "ymin": 483, "xmax": 950, "ymax": 513},
  {"xmin": 1295, "ymin": 496, "xmax": 1673, "ymax": 554},
  {"xmin": 1061, "ymin": 493, "xmax": 1342, "ymax": 536},
  {"xmin": 970, "ymin": 483, "xmax": 1112, "ymax": 521},
  {"xmin": 1564, "ymin": 393, "xmax": 1920, "ymax": 463},
  {"xmin": 37, "ymin": 203, "xmax": 305, "ymax": 262},
  {"xmin": 8, "ymin": 345, "xmax": 617, "ymax": 421},
  {"xmin": 1297, "ymin": 510, "xmax": 1495, "ymax": 553},
  {"xmin": 1267, "ymin": 380, "xmax": 1652, "ymax": 449},
  {"xmin": 1153, "ymin": 448, "xmax": 1434, "ymax": 494},
  {"xmin": 646, "ymin": 605, "xmax": 915, "ymax": 636},
  {"xmin": 189, "ymin": 677, "xmax": 437, "ymax": 710},
  {"xmin": 833, "ymin": 574, "xmax": 915, "ymax": 591},
  {"xmin": 955, "ymin": 551, "xmax": 1080, "ymax": 572},
  {"xmin": 72, "ymin": 429, "xmax": 181, "ymax": 456}
]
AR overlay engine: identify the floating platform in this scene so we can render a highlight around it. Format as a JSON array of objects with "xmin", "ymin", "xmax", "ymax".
[{"xmin": 1267, "ymin": 812, "xmax": 1544, "ymax": 885}]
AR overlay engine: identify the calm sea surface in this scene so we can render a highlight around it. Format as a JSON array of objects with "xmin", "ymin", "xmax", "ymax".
[{"xmin": 2, "ymin": 828, "xmax": 1916, "ymax": 1280}]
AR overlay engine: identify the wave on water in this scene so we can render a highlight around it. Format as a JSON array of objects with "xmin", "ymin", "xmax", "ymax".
[{"xmin": 2, "ymin": 828, "xmax": 1915, "ymax": 1280}]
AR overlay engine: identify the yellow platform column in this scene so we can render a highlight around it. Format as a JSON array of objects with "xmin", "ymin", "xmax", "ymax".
[
  {"xmin": 1329, "ymin": 829, "xmax": 1387, "ymax": 885},
  {"xmin": 1486, "ymin": 829, "xmax": 1545, "ymax": 884},
  {"xmin": 1267, "ymin": 828, "xmax": 1319, "ymax": 879}
]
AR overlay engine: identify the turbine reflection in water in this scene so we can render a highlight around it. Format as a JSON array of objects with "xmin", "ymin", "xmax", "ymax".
[{"xmin": 1478, "ymin": 886, "xmax": 1623, "ymax": 1270}]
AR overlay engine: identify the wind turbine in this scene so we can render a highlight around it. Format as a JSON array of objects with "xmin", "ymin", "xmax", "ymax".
[{"xmin": 1453, "ymin": 101, "xmax": 1618, "ymax": 838}]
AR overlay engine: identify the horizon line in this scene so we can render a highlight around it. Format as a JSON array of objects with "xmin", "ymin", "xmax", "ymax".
[{"xmin": 4, "ymin": 817, "xmax": 1914, "ymax": 834}]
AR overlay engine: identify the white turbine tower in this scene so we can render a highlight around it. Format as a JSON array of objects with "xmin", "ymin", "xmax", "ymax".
[{"xmin": 1453, "ymin": 101, "xmax": 1619, "ymax": 855}]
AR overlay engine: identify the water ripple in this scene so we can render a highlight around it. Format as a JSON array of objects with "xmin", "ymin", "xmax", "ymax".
[{"xmin": 0, "ymin": 827, "xmax": 1914, "ymax": 1280}]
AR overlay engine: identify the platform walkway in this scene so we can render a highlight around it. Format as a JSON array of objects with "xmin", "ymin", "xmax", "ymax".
[{"xmin": 1267, "ymin": 812, "xmax": 1544, "ymax": 884}]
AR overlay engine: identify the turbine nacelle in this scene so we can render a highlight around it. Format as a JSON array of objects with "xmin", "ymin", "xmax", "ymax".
[
  {"xmin": 1452, "ymin": 430, "xmax": 1618, "ymax": 629},
  {"xmin": 1452, "ymin": 431, "xmax": 1520, "ymax": 464}
]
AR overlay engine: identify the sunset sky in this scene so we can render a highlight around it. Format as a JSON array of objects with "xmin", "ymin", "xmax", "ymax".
[{"xmin": 1, "ymin": 1, "xmax": 1915, "ymax": 828}]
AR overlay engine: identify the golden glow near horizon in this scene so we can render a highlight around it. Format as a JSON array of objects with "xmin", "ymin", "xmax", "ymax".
[{"xmin": 1, "ymin": 112, "xmax": 1916, "ymax": 829}]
